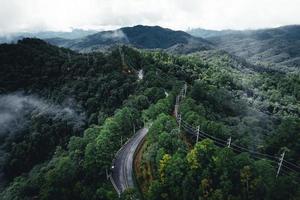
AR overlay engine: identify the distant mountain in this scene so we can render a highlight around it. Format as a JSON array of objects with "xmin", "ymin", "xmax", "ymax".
[
  {"xmin": 187, "ymin": 28, "xmax": 240, "ymax": 38},
  {"xmin": 46, "ymin": 25, "xmax": 212, "ymax": 53},
  {"xmin": 206, "ymin": 25, "xmax": 300, "ymax": 71},
  {"xmin": 0, "ymin": 29, "xmax": 97, "ymax": 44}
]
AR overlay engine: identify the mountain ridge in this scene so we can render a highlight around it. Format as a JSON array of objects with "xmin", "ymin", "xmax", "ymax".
[
  {"xmin": 203, "ymin": 25, "xmax": 300, "ymax": 71},
  {"xmin": 46, "ymin": 25, "xmax": 213, "ymax": 53}
]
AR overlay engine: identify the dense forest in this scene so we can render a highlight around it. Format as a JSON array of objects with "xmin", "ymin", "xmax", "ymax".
[
  {"xmin": 137, "ymin": 50, "xmax": 300, "ymax": 200},
  {"xmin": 198, "ymin": 25, "xmax": 300, "ymax": 72},
  {"xmin": 0, "ymin": 38, "xmax": 299, "ymax": 200}
]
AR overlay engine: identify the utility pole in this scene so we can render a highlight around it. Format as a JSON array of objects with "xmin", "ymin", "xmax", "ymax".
[
  {"xmin": 184, "ymin": 83, "xmax": 187, "ymax": 97},
  {"xmin": 196, "ymin": 125, "xmax": 200, "ymax": 143},
  {"xmin": 176, "ymin": 95, "xmax": 179, "ymax": 105},
  {"xmin": 276, "ymin": 151, "xmax": 285, "ymax": 178},
  {"xmin": 174, "ymin": 104, "xmax": 179, "ymax": 118},
  {"xmin": 178, "ymin": 114, "xmax": 182, "ymax": 130},
  {"xmin": 227, "ymin": 137, "xmax": 231, "ymax": 148},
  {"xmin": 106, "ymin": 168, "xmax": 109, "ymax": 180},
  {"xmin": 175, "ymin": 95, "xmax": 179, "ymax": 117}
]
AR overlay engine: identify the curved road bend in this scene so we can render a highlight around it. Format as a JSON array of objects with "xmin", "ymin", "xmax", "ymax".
[{"xmin": 111, "ymin": 128, "xmax": 148, "ymax": 195}]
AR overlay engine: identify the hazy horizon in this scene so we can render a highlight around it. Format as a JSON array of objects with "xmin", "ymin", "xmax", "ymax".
[
  {"xmin": 1, "ymin": 24, "xmax": 300, "ymax": 38},
  {"xmin": 1, "ymin": 0, "xmax": 300, "ymax": 36}
]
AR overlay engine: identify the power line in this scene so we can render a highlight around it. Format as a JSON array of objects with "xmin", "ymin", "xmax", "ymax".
[
  {"xmin": 230, "ymin": 146, "xmax": 279, "ymax": 165},
  {"xmin": 181, "ymin": 117, "xmax": 299, "ymax": 175},
  {"xmin": 282, "ymin": 164, "xmax": 298, "ymax": 174},
  {"xmin": 181, "ymin": 123, "xmax": 227, "ymax": 147},
  {"xmin": 183, "ymin": 118, "xmax": 278, "ymax": 160},
  {"xmin": 230, "ymin": 143, "xmax": 279, "ymax": 161},
  {"xmin": 182, "ymin": 120, "xmax": 227, "ymax": 144},
  {"xmin": 181, "ymin": 120, "xmax": 228, "ymax": 144},
  {"xmin": 283, "ymin": 160, "xmax": 300, "ymax": 170},
  {"xmin": 175, "ymin": 84, "xmax": 300, "ymax": 176}
]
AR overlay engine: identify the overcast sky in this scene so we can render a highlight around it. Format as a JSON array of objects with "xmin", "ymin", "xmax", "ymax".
[{"xmin": 0, "ymin": 0, "xmax": 299, "ymax": 35}]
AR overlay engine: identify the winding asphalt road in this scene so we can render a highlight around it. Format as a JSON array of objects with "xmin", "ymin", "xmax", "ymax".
[{"xmin": 110, "ymin": 128, "xmax": 148, "ymax": 195}]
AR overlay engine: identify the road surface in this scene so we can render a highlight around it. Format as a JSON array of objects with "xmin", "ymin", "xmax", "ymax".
[{"xmin": 110, "ymin": 128, "xmax": 148, "ymax": 195}]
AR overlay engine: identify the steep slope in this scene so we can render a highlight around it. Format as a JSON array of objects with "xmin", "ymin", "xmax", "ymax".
[
  {"xmin": 0, "ymin": 39, "xmax": 141, "ymax": 188},
  {"xmin": 46, "ymin": 25, "xmax": 212, "ymax": 53},
  {"xmin": 206, "ymin": 25, "xmax": 300, "ymax": 71}
]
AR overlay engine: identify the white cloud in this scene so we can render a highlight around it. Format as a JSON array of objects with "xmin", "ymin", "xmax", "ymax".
[{"xmin": 0, "ymin": 0, "xmax": 299, "ymax": 35}]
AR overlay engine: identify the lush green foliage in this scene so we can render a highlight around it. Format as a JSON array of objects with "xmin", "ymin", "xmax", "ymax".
[
  {"xmin": 0, "ymin": 39, "xmax": 184, "ymax": 199},
  {"xmin": 140, "ymin": 48, "xmax": 300, "ymax": 199},
  {"xmin": 0, "ymin": 38, "xmax": 299, "ymax": 200}
]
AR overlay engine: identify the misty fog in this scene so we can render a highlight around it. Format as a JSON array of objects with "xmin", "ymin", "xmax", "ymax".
[{"xmin": 0, "ymin": 92, "xmax": 86, "ymax": 136}]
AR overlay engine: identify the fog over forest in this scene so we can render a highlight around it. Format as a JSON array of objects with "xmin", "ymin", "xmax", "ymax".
[{"xmin": 0, "ymin": 93, "xmax": 86, "ymax": 135}]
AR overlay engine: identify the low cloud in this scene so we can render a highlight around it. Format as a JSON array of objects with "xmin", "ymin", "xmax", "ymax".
[
  {"xmin": 102, "ymin": 30, "xmax": 129, "ymax": 42},
  {"xmin": 0, "ymin": 93, "xmax": 86, "ymax": 135},
  {"xmin": 0, "ymin": 0, "xmax": 299, "ymax": 35}
]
